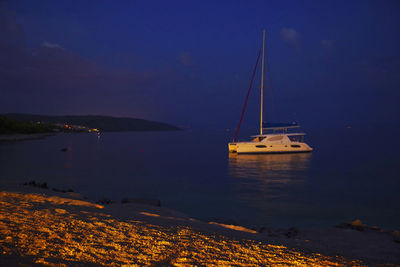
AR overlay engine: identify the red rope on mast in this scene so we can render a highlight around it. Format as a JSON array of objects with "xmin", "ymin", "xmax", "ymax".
[{"xmin": 233, "ymin": 48, "xmax": 262, "ymax": 142}]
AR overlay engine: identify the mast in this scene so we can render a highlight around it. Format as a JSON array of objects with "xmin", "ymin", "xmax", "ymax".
[{"xmin": 260, "ymin": 30, "xmax": 266, "ymax": 135}]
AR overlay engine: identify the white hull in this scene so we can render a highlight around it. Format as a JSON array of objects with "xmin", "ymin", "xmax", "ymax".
[
  {"xmin": 229, "ymin": 141, "xmax": 312, "ymax": 154},
  {"xmin": 228, "ymin": 134, "xmax": 312, "ymax": 154}
]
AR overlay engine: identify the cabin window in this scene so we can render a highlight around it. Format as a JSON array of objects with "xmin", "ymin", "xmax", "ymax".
[
  {"xmin": 253, "ymin": 136, "xmax": 266, "ymax": 142},
  {"xmin": 291, "ymin": 145, "xmax": 301, "ymax": 148},
  {"xmin": 267, "ymin": 136, "xmax": 283, "ymax": 141},
  {"xmin": 288, "ymin": 135, "xmax": 305, "ymax": 143},
  {"xmin": 256, "ymin": 145, "xmax": 266, "ymax": 148}
]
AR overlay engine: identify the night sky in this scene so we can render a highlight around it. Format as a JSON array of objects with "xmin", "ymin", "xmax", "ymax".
[{"xmin": 1, "ymin": 0, "xmax": 399, "ymax": 130}]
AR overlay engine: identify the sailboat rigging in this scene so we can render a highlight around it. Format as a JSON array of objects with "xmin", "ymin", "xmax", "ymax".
[{"xmin": 228, "ymin": 30, "xmax": 313, "ymax": 154}]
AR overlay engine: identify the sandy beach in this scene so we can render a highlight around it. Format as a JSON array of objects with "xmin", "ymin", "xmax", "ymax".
[{"xmin": 0, "ymin": 182, "xmax": 399, "ymax": 266}]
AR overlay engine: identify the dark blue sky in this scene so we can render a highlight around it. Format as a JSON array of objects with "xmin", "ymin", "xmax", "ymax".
[{"xmin": 1, "ymin": 0, "xmax": 399, "ymax": 130}]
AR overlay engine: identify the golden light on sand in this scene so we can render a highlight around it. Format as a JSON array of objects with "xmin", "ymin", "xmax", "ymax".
[{"xmin": 0, "ymin": 191, "xmax": 363, "ymax": 266}]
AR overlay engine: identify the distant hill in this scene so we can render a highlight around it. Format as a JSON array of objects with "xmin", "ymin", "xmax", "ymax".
[{"xmin": 2, "ymin": 113, "xmax": 180, "ymax": 132}]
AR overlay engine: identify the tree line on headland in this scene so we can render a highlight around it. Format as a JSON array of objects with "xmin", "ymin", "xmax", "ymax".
[
  {"xmin": 0, "ymin": 115, "xmax": 54, "ymax": 134},
  {"xmin": 0, "ymin": 113, "xmax": 180, "ymax": 134}
]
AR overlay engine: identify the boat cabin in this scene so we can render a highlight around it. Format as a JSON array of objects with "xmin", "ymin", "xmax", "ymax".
[
  {"xmin": 251, "ymin": 132, "xmax": 306, "ymax": 143},
  {"xmin": 248, "ymin": 123, "xmax": 307, "ymax": 143}
]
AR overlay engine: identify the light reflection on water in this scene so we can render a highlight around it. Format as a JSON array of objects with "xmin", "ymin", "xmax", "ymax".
[
  {"xmin": 229, "ymin": 153, "xmax": 312, "ymax": 178},
  {"xmin": 228, "ymin": 153, "xmax": 312, "ymax": 201}
]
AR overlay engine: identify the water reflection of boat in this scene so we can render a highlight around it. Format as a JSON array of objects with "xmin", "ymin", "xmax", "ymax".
[
  {"xmin": 228, "ymin": 153, "xmax": 312, "ymax": 200},
  {"xmin": 229, "ymin": 153, "xmax": 311, "ymax": 178}
]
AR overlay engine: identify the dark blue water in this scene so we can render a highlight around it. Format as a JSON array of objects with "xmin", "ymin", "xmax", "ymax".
[{"xmin": 1, "ymin": 126, "xmax": 399, "ymax": 229}]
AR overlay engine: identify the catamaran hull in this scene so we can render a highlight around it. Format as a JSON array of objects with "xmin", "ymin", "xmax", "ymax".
[
  {"xmin": 231, "ymin": 142, "xmax": 312, "ymax": 154},
  {"xmin": 228, "ymin": 143, "xmax": 238, "ymax": 153},
  {"xmin": 237, "ymin": 150, "xmax": 312, "ymax": 154}
]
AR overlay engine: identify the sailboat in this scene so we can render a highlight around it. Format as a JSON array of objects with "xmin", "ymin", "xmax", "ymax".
[{"xmin": 228, "ymin": 30, "xmax": 313, "ymax": 154}]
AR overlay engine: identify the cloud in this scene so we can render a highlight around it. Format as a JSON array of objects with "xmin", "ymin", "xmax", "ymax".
[
  {"xmin": 0, "ymin": 3, "xmax": 158, "ymax": 117},
  {"xmin": 0, "ymin": 4, "xmax": 151, "ymax": 93},
  {"xmin": 177, "ymin": 52, "xmax": 195, "ymax": 67},
  {"xmin": 41, "ymin": 41, "xmax": 63, "ymax": 50},
  {"xmin": 280, "ymin": 28, "xmax": 300, "ymax": 50}
]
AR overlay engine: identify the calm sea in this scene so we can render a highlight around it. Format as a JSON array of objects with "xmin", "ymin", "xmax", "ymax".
[{"xmin": 1, "ymin": 126, "xmax": 399, "ymax": 229}]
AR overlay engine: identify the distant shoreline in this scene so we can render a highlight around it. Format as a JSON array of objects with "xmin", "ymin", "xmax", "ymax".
[
  {"xmin": 0, "ymin": 129, "xmax": 182, "ymax": 142},
  {"xmin": 2, "ymin": 113, "xmax": 181, "ymax": 132},
  {"xmin": 0, "ymin": 133, "xmax": 55, "ymax": 142}
]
